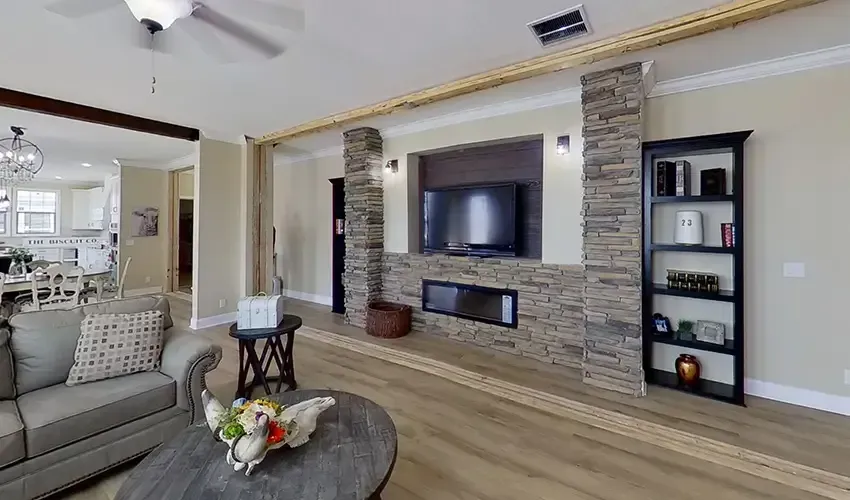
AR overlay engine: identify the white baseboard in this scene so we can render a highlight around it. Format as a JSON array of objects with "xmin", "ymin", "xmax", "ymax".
[
  {"xmin": 190, "ymin": 312, "xmax": 237, "ymax": 330},
  {"xmin": 745, "ymin": 378, "xmax": 850, "ymax": 416},
  {"xmin": 124, "ymin": 286, "xmax": 164, "ymax": 297},
  {"xmin": 282, "ymin": 289, "xmax": 332, "ymax": 306}
]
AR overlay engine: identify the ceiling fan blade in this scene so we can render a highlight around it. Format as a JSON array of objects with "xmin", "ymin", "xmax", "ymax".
[
  {"xmin": 211, "ymin": 0, "xmax": 305, "ymax": 31},
  {"xmin": 45, "ymin": 0, "xmax": 124, "ymax": 18},
  {"xmin": 179, "ymin": 16, "xmax": 238, "ymax": 63},
  {"xmin": 191, "ymin": 5, "xmax": 285, "ymax": 59}
]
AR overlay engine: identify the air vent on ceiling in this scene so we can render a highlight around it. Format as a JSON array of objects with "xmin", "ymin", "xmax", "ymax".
[{"xmin": 528, "ymin": 5, "xmax": 591, "ymax": 47}]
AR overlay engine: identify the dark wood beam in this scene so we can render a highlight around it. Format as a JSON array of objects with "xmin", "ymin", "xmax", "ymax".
[{"xmin": 0, "ymin": 87, "xmax": 199, "ymax": 142}]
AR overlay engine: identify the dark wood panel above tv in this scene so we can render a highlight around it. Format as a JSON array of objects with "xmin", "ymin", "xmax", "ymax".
[{"xmin": 420, "ymin": 138, "xmax": 543, "ymax": 258}]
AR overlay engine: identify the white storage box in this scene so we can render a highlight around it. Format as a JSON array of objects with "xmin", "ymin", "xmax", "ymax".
[{"xmin": 236, "ymin": 294, "xmax": 284, "ymax": 330}]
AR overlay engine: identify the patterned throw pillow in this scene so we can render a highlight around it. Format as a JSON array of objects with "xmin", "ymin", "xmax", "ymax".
[{"xmin": 66, "ymin": 311, "xmax": 164, "ymax": 386}]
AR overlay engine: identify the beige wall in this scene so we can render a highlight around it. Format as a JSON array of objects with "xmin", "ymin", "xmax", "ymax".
[
  {"xmin": 119, "ymin": 166, "xmax": 169, "ymax": 292},
  {"xmin": 274, "ymin": 104, "xmax": 584, "ymax": 301},
  {"xmin": 383, "ymin": 103, "xmax": 584, "ymax": 263},
  {"xmin": 645, "ymin": 64, "xmax": 850, "ymax": 398},
  {"xmin": 273, "ymin": 64, "xmax": 850, "ymax": 402},
  {"xmin": 193, "ymin": 136, "xmax": 244, "ymax": 321},
  {"xmin": 273, "ymin": 155, "xmax": 344, "ymax": 301}
]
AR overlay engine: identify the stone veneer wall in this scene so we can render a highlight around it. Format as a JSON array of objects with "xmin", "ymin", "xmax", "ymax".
[
  {"xmin": 382, "ymin": 253, "xmax": 586, "ymax": 368},
  {"xmin": 580, "ymin": 63, "xmax": 645, "ymax": 395},
  {"xmin": 342, "ymin": 127, "xmax": 384, "ymax": 328}
]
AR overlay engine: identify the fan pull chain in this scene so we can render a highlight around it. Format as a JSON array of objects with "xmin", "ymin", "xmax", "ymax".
[{"xmin": 150, "ymin": 34, "xmax": 157, "ymax": 94}]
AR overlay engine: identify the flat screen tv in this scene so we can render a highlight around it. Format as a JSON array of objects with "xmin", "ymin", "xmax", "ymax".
[{"xmin": 423, "ymin": 183, "xmax": 517, "ymax": 257}]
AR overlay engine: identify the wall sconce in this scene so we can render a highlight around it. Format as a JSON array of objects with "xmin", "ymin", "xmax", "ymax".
[
  {"xmin": 556, "ymin": 135, "xmax": 570, "ymax": 155},
  {"xmin": 385, "ymin": 159, "xmax": 398, "ymax": 174}
]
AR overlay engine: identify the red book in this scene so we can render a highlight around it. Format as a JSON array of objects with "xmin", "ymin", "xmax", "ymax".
[{"xmin": 721, "ymin": 223, "xmax": 733, "ymax": 248}]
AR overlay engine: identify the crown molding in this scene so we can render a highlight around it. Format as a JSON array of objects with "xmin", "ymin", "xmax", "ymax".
[
  {"xmin": 276, "ymin": 145, "xmax": 343, "ymax": 166},
  {"xmin": 649, "ymin": 43, "xmax": 850, "ymax": 98},
  {"xmin": 278, "ymin": 44, "xmax": 850, "ymax": 164},
  {"xmin": 276, "ymin": 87, "xmax": 581, "ymax": 165},
  {"xmin": 382, "ymin": 86, "xmax": 581, "ymax": 139}
]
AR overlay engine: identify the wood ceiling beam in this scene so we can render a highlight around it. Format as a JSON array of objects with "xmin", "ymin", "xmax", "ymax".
[
  {"xmin": 257, "ymin": 0, "xmax": 826, "ymax": 145},
  {"xmin": 0, "ymin": 88, "xmax": 200, "ymax": 142}
]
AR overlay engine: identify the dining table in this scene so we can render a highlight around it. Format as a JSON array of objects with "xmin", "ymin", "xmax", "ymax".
[{"xmin": 2, "ymin": 268, "xmax": 112, "ymax": 293}]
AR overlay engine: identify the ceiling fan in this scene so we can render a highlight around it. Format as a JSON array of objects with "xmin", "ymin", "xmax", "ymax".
[{"xmin": 45, "ymin": 0, "xmax": 304, "ymax": 60}]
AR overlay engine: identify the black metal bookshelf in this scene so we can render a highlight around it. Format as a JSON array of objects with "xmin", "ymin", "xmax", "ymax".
[{"xmin": 642, "ymin": 131, "xmax": 752, "ymax": 406}]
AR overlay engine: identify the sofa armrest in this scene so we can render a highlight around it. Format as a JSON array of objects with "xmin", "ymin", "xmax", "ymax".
[{"xmin": 160, "ymin": 331, "xmax": 222, "ymax": 423}]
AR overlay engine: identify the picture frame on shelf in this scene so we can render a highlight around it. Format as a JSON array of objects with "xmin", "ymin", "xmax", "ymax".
[
  {"xmin": 652, "ymin": 313, "xmax": 673, "ymax": 337},
  {"xmin": 695, "ymin": 321, "xmax": 726, "ymax": 345}
]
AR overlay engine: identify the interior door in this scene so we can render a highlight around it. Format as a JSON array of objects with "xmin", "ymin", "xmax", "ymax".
[{"xmin": 330, "ymin": 178, "xmax": 345, "ymax": 314}]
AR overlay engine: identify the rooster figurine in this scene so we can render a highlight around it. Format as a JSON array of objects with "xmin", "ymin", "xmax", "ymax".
[{"xmin": 201, "ymin": 390, "xmax": 336, "ymax": 475}]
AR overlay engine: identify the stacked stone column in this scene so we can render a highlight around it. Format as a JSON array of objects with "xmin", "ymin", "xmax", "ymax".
[
  {"xmin": 580, "ymin": 63, "xmax": 645, "ymax": 396},
  {"xmin": 342, "ymin": 127, "xmax": 384, "ymax": 328}
]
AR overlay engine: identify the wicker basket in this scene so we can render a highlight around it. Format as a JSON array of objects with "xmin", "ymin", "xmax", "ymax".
[{"xmin": 366, "ymin": 301, "xmax": 411, "ymax": 339}]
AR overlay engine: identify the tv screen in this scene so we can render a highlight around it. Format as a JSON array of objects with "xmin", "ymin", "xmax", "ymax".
[{"xmin": 424, "ymin": 183, "xmax": 517, "ymax": 256}]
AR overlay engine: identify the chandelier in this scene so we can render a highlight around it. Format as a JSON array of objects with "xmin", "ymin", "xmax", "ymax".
[{"xmin": 0, "ymin": 126, "xmax": 44, "ymax": 209}]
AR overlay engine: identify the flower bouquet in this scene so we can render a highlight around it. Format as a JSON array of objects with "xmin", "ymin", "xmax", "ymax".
[
  {"xmin": 217, "ymin": 397, "xmax": 296, "ymax": 448},
  {"xmin": 201, "ymin": 390, "xmax": 335, "ymax": 476}
]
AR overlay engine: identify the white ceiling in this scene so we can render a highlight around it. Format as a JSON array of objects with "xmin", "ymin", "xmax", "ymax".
[
  {"xmin": 0, "ymin": 107, "xmax": 194, "ymax": 182},
  {"xmin": 5, "ymin": 0, "xmax": 733, "ymax": 140},
  {"xmin": 0, "ymin": 0, "xmax": 846, "ymax": 165}
]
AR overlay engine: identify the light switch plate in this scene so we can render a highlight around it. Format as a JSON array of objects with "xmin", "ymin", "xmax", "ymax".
[
  {"xmin": 126, "ymin": 239, "xmax": 135, "ymax": 246},
  {"xmin": 845, "ymin": 369, "xmax": 850, "ymax": 386},
  {"xmin": 783, "ymin": 262, "xmax": 805, "ymax": 278}
]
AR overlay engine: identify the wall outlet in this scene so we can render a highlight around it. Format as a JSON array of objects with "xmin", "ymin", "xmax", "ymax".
[
  {"xmin": 845, "ymin": 369, "xmax": 850, "ymax": 386},
  {"xmin": 144, "ymin": 276, "xmax": 151, "ymax": 284},
  {"xmin": 782, "ymin": 262, "xmax": 805, "ymax": 278},
  {"xmin": 219, "ymin": 299, "xmax": 227, "ymax": 308}
]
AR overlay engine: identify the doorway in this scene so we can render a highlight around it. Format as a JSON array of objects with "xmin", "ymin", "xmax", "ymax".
[
  {"xmin": 169, "ymin": 167, "xmax": 194, "ymax": 298},
  {"xmin": 330, "ymin": 177, "xmax": 345, "ymax": 314}
]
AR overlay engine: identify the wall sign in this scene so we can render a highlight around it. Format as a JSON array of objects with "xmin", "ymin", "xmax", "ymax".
[{"xmin": 25, "ymin": 237, "xmax": 106, "ymax": 248}]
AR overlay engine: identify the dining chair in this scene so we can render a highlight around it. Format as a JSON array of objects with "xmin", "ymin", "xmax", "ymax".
[
  {"xmin": 22, "ymin": 263, "xmax": 85, "ymax": 312},
  {"xmin": 81, "ymin": 256, "xmax": 132, "ymax": 303},
  {"xmin": 27, "ymin": 260, "xmax": 60, "ymax": 272}
]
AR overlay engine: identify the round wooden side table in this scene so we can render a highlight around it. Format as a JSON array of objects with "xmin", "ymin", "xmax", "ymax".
[{"xmin": 228, "ymin": 314, "xmax": 301, "ymax": 400}]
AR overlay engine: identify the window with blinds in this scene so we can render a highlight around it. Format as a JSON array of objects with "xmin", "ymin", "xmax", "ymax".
[{"xmin": 16, "ymin": 189, "xmax": 58, "ymax": 235}]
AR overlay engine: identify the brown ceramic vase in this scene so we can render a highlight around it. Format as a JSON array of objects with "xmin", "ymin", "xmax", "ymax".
[{"xmin": 675, "ymin": 354, "xmax": 701, "ymax": 387}]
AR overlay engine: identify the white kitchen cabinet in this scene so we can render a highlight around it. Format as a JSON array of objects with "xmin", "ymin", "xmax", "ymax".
[{"xmin": 71, "ymin": 187, "xmax": 107, "ymax": 230}]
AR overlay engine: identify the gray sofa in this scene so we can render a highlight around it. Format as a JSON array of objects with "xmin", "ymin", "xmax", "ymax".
[{"xmin": 0, "ymin": 296, "xmax": 223, "ymax": 500}]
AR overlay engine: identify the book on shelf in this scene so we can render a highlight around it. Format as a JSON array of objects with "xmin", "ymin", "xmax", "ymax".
[
  {"xmin": 721, "ymin": 223, "xmax": 734, "ymax": 248},
  {"xmin": 675, "ymin": 160, "xmax": 691, "ymax": 196},
  {"xmin": 656, "ymin": 161, "xmax": 676, "ymax": 196}
]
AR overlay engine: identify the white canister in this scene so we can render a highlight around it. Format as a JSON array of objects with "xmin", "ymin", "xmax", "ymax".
[{"xmin": 674, "ymin": 210, "xmax": 704, "ymax": 245}]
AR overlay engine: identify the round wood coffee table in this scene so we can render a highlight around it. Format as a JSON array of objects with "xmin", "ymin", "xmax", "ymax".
[{"xmin": 116, "ymin": 390, "xmax": 397, "ymax": 500}]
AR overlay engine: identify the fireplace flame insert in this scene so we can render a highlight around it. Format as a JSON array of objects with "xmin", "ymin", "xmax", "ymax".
[{"xmin": 421, "ymin": 279, "xmax": 518, "ymax": 328}]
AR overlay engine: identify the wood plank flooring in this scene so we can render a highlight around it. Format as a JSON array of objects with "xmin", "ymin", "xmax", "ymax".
[{"xmin": 57, "ymin": 296, "xmax": 850, "ymax": 500}]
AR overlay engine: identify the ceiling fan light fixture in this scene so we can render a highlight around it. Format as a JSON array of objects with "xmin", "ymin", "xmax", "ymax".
[{"xmin": 124, "ymin": 0, "xmax": 194, "ymax": 31}]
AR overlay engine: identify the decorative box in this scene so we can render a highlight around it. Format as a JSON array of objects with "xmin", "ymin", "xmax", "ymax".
[
  {"xmin": 237, "ymin": 294, "xmax": 284, "ymax": 330},
  {"xmin": 696, "ymin": 321, "xmax": 726, "ymax": 345},
  {"xmin": 700, "ymin": 168, "xmax": 727, "ymax": 195}
]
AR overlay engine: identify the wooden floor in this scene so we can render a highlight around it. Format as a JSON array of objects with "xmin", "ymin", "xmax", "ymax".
[{"xmin": 59, "ymin": 296, "xmax": 850, "ymax": 500}]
